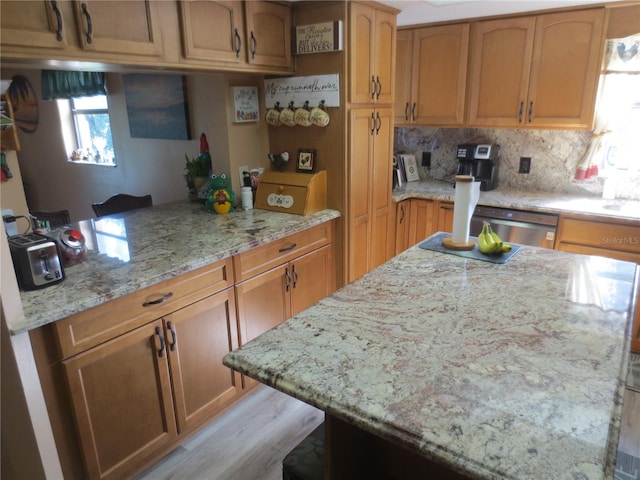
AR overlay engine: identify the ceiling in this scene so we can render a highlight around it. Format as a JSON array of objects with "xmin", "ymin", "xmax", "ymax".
[{"xmin": 377, "ymin": 0, "xmax": 620, "ymax": 26}]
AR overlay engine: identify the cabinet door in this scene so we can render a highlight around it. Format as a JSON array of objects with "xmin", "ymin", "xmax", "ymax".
[
  {"xmin": 374, "ymin": 9, "xmax": 396, "ymax": 105},
  {"xmin": 437, "ymin": 201, "xmax": 454, "ymax": 233},
  {"xmin": 290, "ymin": 245, "xmax": 334, "ymax": 317},
  {"xmin": 350, "ymin": 3, "xmax": 376, "ymax": 104},
  {"xmin": 412, "ymin": 23, "xmax": 469, "ymax": 126},
  {"xmin": 394, "ymin": 29, "xmax": 413, "ymax": 124},
  {"xmin": 370, "ymin": 107, "xmax": 395, "ymax": 269},
  {"xmin": 165, "ymin": 289, "xmax": 241, "ymax": 434},
  {"xmin": 408, "ymin": 199, "xmax": 436, "ymax": 246},
  {"xmin": 395, "ymin": 200, "xmax": 411, "ymax": 254},
  {"xmin": 72, "ymin": 0, "xmax": 163, "ymax": 56},
  {"xmin": 1, "ymin": 0, "xmax": 68, "ymax": 50},
  {"xmin": 348, "ymin": 108, "xmax": 374, "ymax": 282},
  {"xmin": 467, "ymin": 17, "xmax": 535, "ymax": 127},
  {"xmin": 179, "ymin": 0, "xmax": 245, "ymax": 63},
  {"xmin": 244, "ymin": 1, "xmax": 292, "ymax": 68},
  {"xmin": 63, "ymin": 319, "xmax": 177, "ymax": 480},
  {"xmin": 527, "ymin": 9, "xmax": 604, "ymax": 129},
  {"xmin": 236, "ymin": 265, "xmax": 288, "ymax": 345}
]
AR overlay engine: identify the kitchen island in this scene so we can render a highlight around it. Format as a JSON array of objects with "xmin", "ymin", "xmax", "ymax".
[{"xmin": 224, "ymin": 236, "xmax": 638, "ymax": 479}]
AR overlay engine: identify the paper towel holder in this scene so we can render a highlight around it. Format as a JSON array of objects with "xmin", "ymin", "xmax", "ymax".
[{"xmin": 442, "ymin": 175, "xmax": 477, "ymax": 251}]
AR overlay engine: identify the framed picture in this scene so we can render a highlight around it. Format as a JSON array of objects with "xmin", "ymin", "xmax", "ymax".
[
  {"xmin": 296, "ymin": 149, "xmax": 316, "ymax": 173},
  {"xmin": 123, "ymin": 74, "xmax": 191, "ymax": 140},
  {"xmin": 233, "ymin": 86, "xmax": 259, "ymax": 123}
]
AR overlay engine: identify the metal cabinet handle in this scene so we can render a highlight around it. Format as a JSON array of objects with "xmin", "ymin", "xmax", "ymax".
[
  {"xmin": 166, "ymin": 321, "xmax": 177, "ymax": 352},
  {"xmin": 370, "ymin": 112, "xmax": 375, "ymax": 135},
  {"xmin": 528, "ymin": 101, "xmax": 533, "ymax": 123},
  {"xmin": 234, "ymin": 28, "xmax": 242, "ymax": 58},
  {"xmin": 375, "ymin": 76, "xmax": 381, "ymax": 100},
  {"xmin": 441, "ymin": 204, "xmax": 454, "ymax": 211},
  {"xmin": 155, "ymin": 326, "xmax": 166, "ymax": 357},
  {"xmin": 51, "ymin": 1, "xmax": 63, "ymax": 41},
  {"xmin": 80, "ymin": 3, "xmax": 92, "ymax": 44},
  {"xmin": 278, "ymin": 243, "xmax": 297, "ymax": 253},
  {"xmin": 399, "ymin": 205, "xmax": 405, "ymax": 223},
  {"xmin": 284, "ymin": 267, "xmax": 292, "ymax": 292},
  {"xmin": 142, "ymin": 292, "xmax": 174, "ymax": 307},
  {"xmin": 250, "ymin": 31, "xmax": 257, "ymax": 59},
  {"xmin": 292, "ymin": 265, "xmax": 298, "ymax": 288},
  {"xmin": 412, "ymin": 102, "xmax": 416, "ymax": 122},
  {"xmin": 404, "ymin": 102, "xmax": 409, "ymax": 121},
  {"xmin": 371, "ymin": 76, "xmax": 376, "ymax": 100},
  {"xmin": 375, "ymin": 112, "xmax": 381, "ymax": 135},
  {"xmin": 517, "ymin": 101, "xmax": 524, "ymax": 123}
]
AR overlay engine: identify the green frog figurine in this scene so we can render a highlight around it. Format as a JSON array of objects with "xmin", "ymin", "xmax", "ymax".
[{"xmin": 207, "ymin": 174, "xmax": 235, "ymax": 214}]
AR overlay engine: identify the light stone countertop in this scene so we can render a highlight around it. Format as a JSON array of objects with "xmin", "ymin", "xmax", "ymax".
[
  {"xmin": 9, "ymin": 202, "xmax": 340, "ymax": 335},
  {"xmin": 393, "ymin": 180, "xmax": 640, "ymax": 222},
  {"xmin": 224, "ymin": 240, "xmax": 638, "ymax": 480}
]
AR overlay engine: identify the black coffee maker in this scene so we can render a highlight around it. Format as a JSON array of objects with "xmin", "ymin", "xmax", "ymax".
[{"xmin": 455, "ymin": 143, "xmax": 500, "ymax": 191}]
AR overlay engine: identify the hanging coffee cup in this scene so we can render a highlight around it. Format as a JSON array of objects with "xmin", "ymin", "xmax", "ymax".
[
  {"xmin": 294, "ymin": 101, "xmax": 312, "ymax": 127},
  {"xmin": 310, "ymin": 100, "xmax": 330, "ymax": 127},
  {"xmin": 279, "ymin": 101, "xmax": 296, "ymax": 127},
  {"xmin": 265, "ymin": 102, "xmax": 282, "ymax": 127}
]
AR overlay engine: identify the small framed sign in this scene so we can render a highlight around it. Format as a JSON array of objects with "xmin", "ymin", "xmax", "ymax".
[
  {"xmin": 295, "ymin": 21, "xmax": 343, "ymax": 55},
  {"xmin": 232, "ymin": 86, "xmax": 259, "ymax": 123},
  {"xmin": 297, "ymin": 149, "xmax": 316, "ymax": 173}
]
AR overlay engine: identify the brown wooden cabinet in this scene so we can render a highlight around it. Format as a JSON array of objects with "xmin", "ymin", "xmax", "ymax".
[
  {"xmin": 556, "ymin": 215, "xmax": 640, "ymax": 352},
  {"xmin": 51, "ymin": 260, "xmax": 241, "ymax": 480},
  {"xmin": 0, "ymin": 0, "xmax": 69, "ymax": 50},
  {"xmin": 395, "ymin": 24, "xmax": 469, "ymax": 126},
  {"xmin": 395, "ymin": 199, "xmax": 454, "ymax": 253},
  {"xmin": 348, "ymin": 107, "xmax": 395, "ymax": 281},
  {"xmin": 179, "ymin": 1, "xmax": 291, "ymax": 70},
  {"xmin": 467, "ymin": 9, "xmax": 605, "ymax": 129},
  {"xmin": 436, "ymin": 200, "xmax": 454, "ymax": 233},
  {"xmin": 350, "ymin": 2, "xmax": 396, "ymax": 105}
]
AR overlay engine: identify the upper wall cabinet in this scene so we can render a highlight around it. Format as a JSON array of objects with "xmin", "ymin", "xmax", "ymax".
[
  {"xmin": 71, "ymin": 0, "xmax": 163, "ymax": 56},
  {"xmin": 467, "ymin": 9, "xmax": 605, "ymax": 129},
  {"xmin": 1, "ymin": 0, "xmax": 164, "ymax": 61},
  {"xmin": 179, "ymin": 1, "xmax": 291, "ymax": 71},
  {"xmin": 350, "ymin": 2, "xmax": 396, "ymax": 105},
  {"xmin": 395, "ymin": 23, "xmax": 469, "ymax": 126},
  {"xmin": 0, "ymin": 0, "xmax": 69, "ymax": 50}
]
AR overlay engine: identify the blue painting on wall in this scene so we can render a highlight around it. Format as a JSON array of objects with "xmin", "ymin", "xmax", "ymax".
[{"xmin": 122, "ymin": 74, "xmax": 191, "ymax": 140}]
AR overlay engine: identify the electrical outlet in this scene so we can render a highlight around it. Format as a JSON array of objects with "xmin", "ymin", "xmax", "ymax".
[{"xmin": 519, "ymin": 157, "xmax": 531, "ymax": 174}]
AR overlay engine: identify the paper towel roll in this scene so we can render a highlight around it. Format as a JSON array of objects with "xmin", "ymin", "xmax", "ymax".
[{"xmin": 442, "ymin": 175, "xmax": 480, "ymax": 250}]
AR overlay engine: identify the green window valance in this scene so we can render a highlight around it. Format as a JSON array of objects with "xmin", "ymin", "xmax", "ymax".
[{"xmin": 41, "ymin": 70, "xmax": 106, "ymax": 101}]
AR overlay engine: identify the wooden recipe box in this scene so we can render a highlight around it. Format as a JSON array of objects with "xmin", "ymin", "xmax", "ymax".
[{"xmin": 254, "ymin": 170, "xmax": 327, "ymax": 215}]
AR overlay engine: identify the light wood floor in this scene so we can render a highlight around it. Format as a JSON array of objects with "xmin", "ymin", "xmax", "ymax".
[{"xmin": 137, "ymin": 386, "xmax": 639, "ymax": 480}]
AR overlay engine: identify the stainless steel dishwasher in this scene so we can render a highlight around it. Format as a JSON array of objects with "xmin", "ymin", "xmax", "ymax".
[{"xmin": 470, "ymin": 206, "xmax": 559, "ymax": 249}]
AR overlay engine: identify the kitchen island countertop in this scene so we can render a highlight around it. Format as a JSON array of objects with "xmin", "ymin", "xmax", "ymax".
[
  {"xmin": 224, "ymin": 239, "xmax": 638, "ymax": 479},
  {"xmin": 393, "ymin": 180, "xmax": 640, "ymax": 221},
  {"xmin": 9, "ymin": 202, "xmax": 340, "ymax": 335}
]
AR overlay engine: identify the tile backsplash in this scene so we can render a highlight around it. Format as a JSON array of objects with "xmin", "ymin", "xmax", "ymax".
[{"xmin": 394, "ymin": 127, "xmax": 640, "ymax": 200}]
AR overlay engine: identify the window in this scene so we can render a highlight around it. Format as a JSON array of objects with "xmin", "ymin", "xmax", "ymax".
[{"xmin": 68, "ymin": 94, "xmax": 115, "ymax": 165}]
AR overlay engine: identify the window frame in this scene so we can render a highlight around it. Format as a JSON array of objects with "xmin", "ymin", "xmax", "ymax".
[{"xmin": 66, "ymin": 94, "xmax": 116, "ymax": 166}]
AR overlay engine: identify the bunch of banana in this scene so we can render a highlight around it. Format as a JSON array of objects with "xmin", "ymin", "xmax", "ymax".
[{"xmin": 478, "ymin": 222, "xmax": 512, "ymax": 254}]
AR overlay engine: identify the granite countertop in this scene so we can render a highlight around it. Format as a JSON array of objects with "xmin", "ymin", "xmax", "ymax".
[
  {"xmin": 9, "ymin": 202, "xmax": 340, "ymax": 335},
  {"xmin": 393, "ymin": 180, "xmax": 640, "ymax": 222},
  {"xmin": 224, "ymin": 240, "xmax": 638, "ymax": 479}
]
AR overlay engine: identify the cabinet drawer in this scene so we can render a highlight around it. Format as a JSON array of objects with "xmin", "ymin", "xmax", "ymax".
[
  {"xmin": 233, "ymin": 222, "xmax": 333, "ymax": 282},
  {"xmin": 55, "ymin": 258, "xmax": 234, "ymax": 358},
  {"xmin": 557, "ymin": 217, "xmax": 640, "ymax": 255}
]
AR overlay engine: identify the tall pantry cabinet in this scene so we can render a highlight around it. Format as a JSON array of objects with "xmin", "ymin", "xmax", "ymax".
[{"xmin": 347, "ymin": 2, "xmax": 397, "ymax": 282}]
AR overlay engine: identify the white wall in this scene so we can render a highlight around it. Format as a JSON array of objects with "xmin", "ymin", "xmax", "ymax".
[{"xmin": 2, "ymin": 69, "xmax": 271, "ymax": 222}]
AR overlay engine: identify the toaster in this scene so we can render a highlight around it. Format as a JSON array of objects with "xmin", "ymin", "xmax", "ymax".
[{"xmin": 8, "ymin": 233, "xmax": 65, "ymax": 290}]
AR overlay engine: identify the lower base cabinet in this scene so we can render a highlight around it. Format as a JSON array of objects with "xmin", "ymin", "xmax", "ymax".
[{"xmin": 395, "ymin": 199, "xmax": 453, "ymax": 254}]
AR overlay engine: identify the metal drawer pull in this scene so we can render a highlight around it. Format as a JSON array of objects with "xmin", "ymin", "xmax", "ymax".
[
  {"xmin": 155, "ymin": 326, "xmax": 166, "ymax": 357},
  {"xmin": 52, "ymin": 1, "xmax": 63, "ymax": 41},
  {"xmin": 285, "ymin": 267, "xmax": 292, "ymax": 292},
  {"xmin": 143, "ymin": 292, "xmax": 174, "ymax": 307},
  {"xmin": 278, "ymin": 243, "xmax": 297, "ymax": 253},
  {"xmin": 517, "ymin": 101, "xmax": 524, "ymax": 123},
  {"xmin": 250, "ymin": 31, "xmax": 257, "ymax": 59},
  {"xmin": 292, "ymin": 265, "xmax": 298, "ymax": 288},
  {"xmin": 80, "ymin": 3, "xmax": 92, "ymax": 44},
  {"xmin": 404, "ymin": 102, "xmax": 409, "ymax": 121},
  {"xmin": 412, "ymin": 102, "xmax": 416, "ymax": 122},
  {"xmin": 375, "ymin": 76, "xmax": 381, "ymax": 99},
  {"xmin": 167, "ymin": 321, "xmax": 177, "ymax": 352},
  {"xmin": 528, "ymin": 101, "xmax": 533, "ymax": 123},
  {"xmin": 375, "ymin": 112, "xmax": 382, "ymax": 134},
  {"xmin": 234, "ymin": 28, "xmax": 242, "ymax": 58},
  {"xmin": 371, "ymin": 76, "xmax": 376, "ymax": 99}
]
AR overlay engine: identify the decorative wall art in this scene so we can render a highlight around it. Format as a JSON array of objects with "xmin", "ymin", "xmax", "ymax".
[
  {"xmin": 297, "ymin": 149, "xmax": 316, "ymax": 173},
  {"xmin": 233, "ymin": 86, "xmax": 259, "ymax": 123},
  {"xmin": 295, "ymin": 21, "xmax": 343, "ymax": 55},
  {"xmin": 123, "ymin": 74, "xmax": 191, "ymax": 140},
  {"xmin": 264, "ymin": 74, "xmax": 340, "ymax": 109}
]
